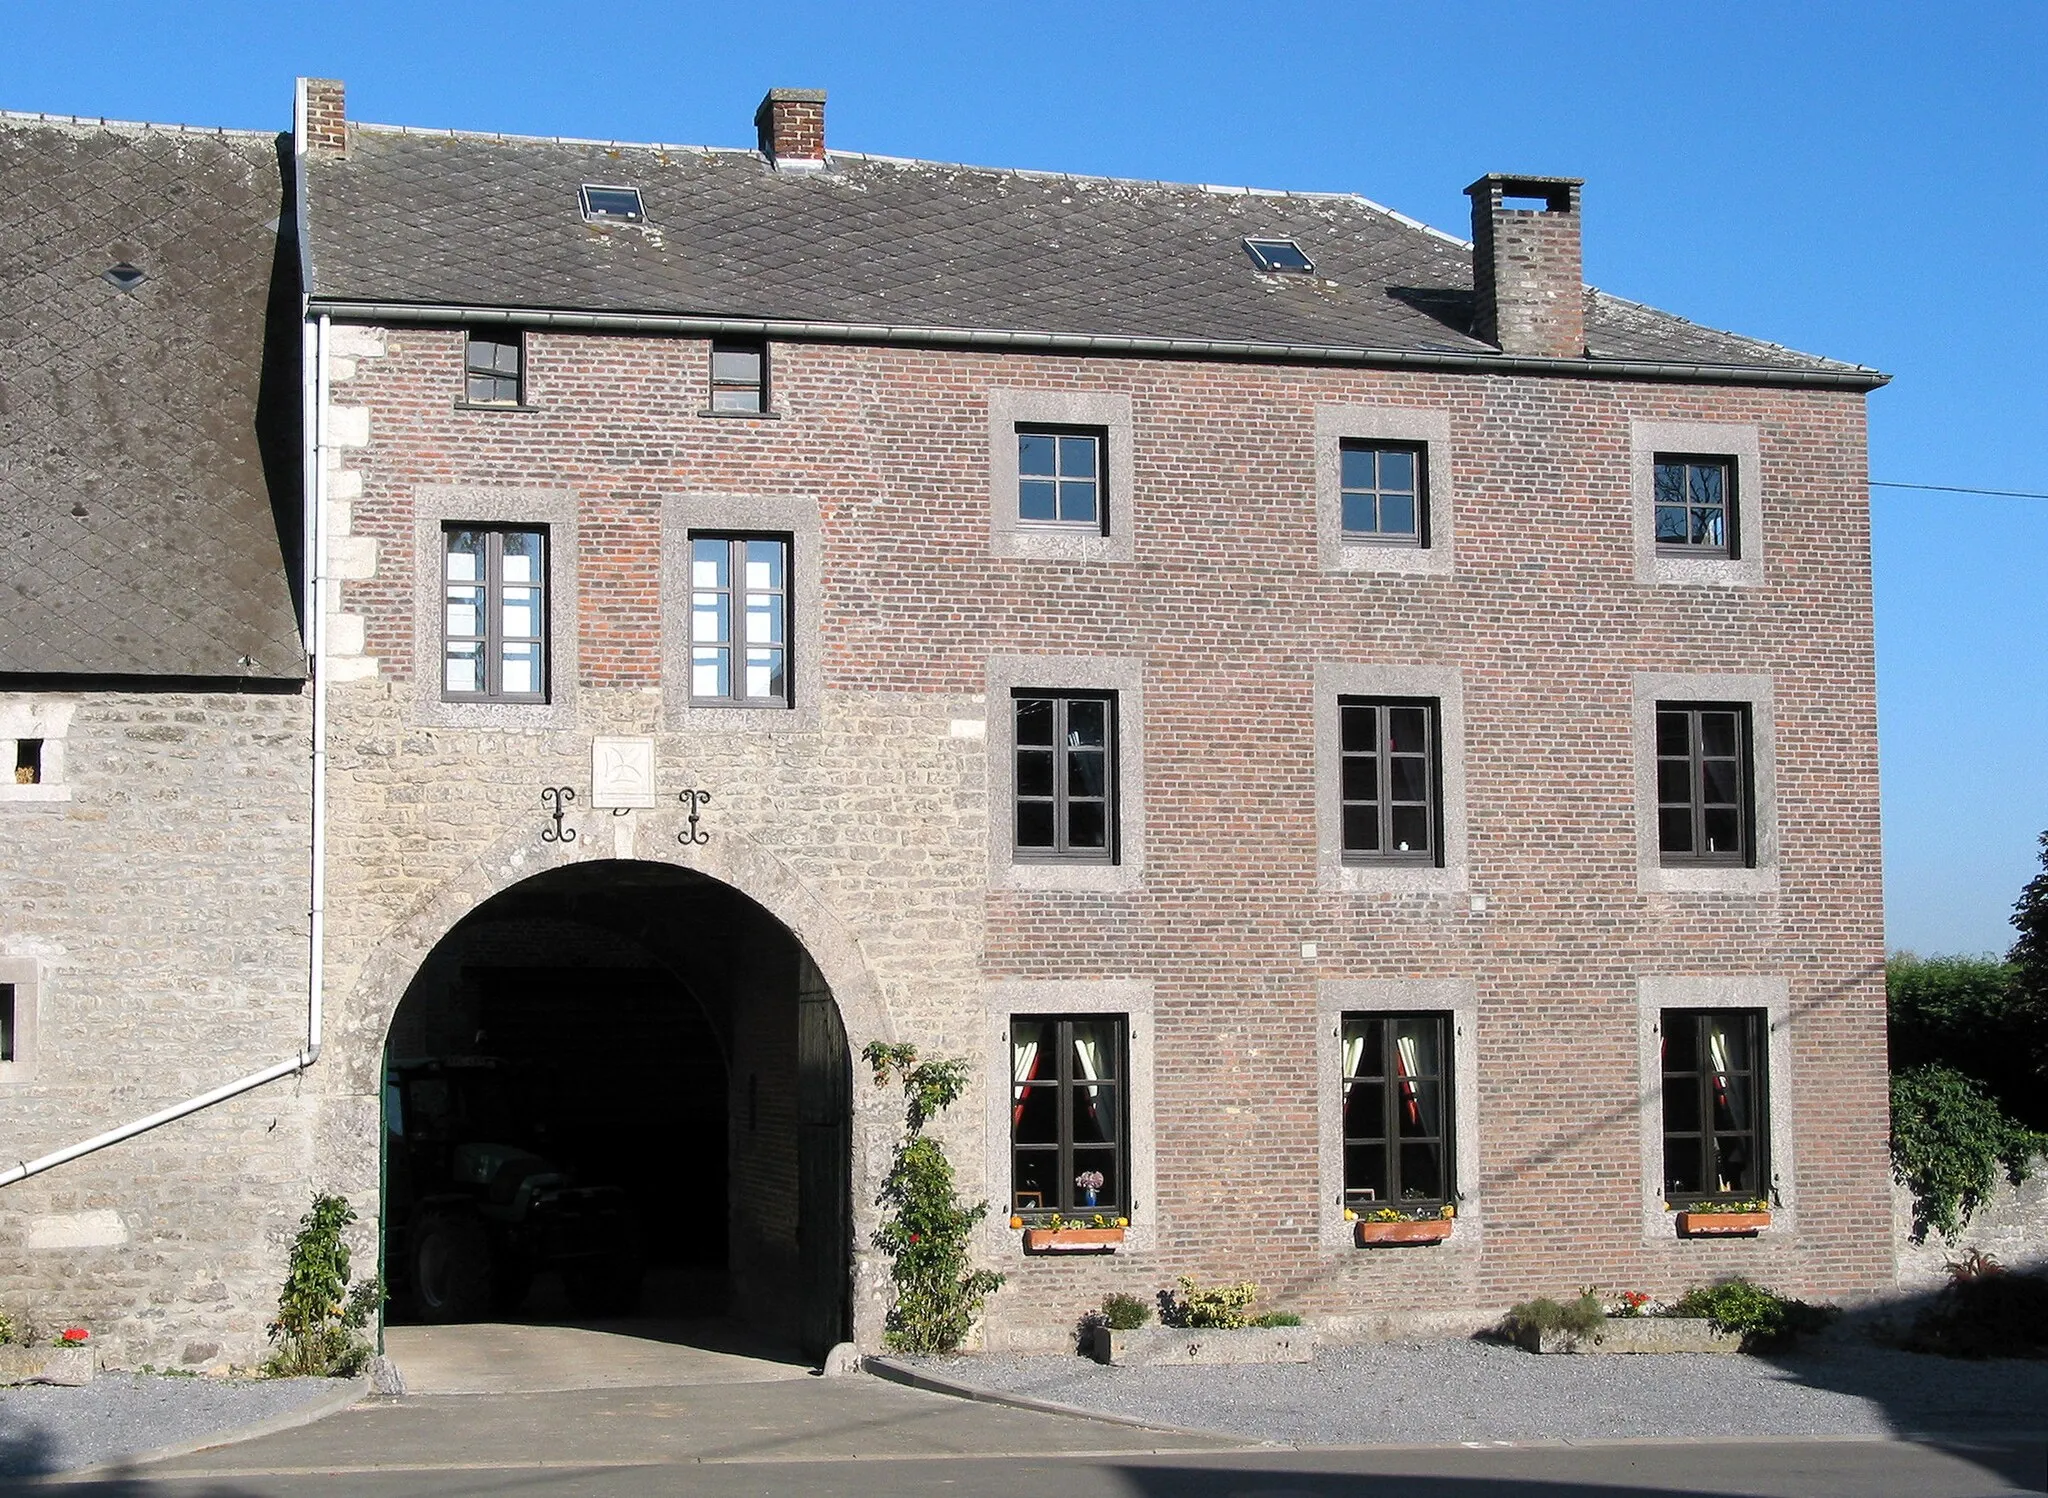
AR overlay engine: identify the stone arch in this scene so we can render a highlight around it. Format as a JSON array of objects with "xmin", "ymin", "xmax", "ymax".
[
  {"xmin": 334, "ymin": 810, "xmax": 895, "ymax": 1097},
  {"xmin": 333, "ymin": 807, "xmax": 896, "ymax": 1349}
]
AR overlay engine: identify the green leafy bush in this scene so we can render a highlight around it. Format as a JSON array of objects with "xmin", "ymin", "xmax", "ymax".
[
  {"xmin": 1669, "ymin": 1276, "xmax": 1832, "ymax": 1350},
  {"xmin": 1504, "ymin": 1292, "xmax": 1604, "ymax": 1340},
  {"xmin": 1100, "ymin": 1292, "xmax": 1152, "ymax": 1331},
  {"xmin": 1890, "ymin": 1063, "xmax": 2046, "ymax": 1241},
  {"xmin": 1905, "ymin": 1255, "xmax": 2048, "ymax": 1359},
  {"xmin": 1163, "ymin": 1276, "xmax": 1259, "ymax": 1330},
  {"xmin": 263, "ymin": 1194, "xmax": 382, "ymax": 1378},
  {"xmin": 1249, "ymin": 1311, "xmax": 1303, "ymax": 1328},
  {"xmin": 864, "ymin": 1042, "xmax": 1003, "ymax": 1355},
  {"xmin": 1889, "ymin": 953, "xmax": 2047, "ymax": 1130}
]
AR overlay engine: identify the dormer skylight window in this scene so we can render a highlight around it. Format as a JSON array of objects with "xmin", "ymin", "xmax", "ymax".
[
  {"xmin": 578, "ymin": 184, "xmax": 646, "ymax": 225},
  {"xmin": 1243, "ymin": 237, "xmax": 1314, "ymax": 274}
]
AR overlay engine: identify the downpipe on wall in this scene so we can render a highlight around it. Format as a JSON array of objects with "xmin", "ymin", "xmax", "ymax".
[{"xmin": 0, "ymin": 313, "xmax": 331, "ymax": 1190}]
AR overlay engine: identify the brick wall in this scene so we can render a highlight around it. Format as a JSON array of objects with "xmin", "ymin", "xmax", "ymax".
[{"xmin": 317, "ymin": 324, "xmax": 1889, "ymax": 1346}]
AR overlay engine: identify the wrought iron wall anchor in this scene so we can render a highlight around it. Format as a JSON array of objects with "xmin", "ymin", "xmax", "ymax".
[
  {"xmin": 678, "ymin": 789, "xmax": 712, "ymax": 845},
  {"xmin": 541, "ymin": 786, "xmax": 578, "ymax": 843}
]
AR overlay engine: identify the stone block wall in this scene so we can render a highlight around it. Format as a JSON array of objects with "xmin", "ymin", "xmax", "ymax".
[
  {"xmin": 307, "ymin": 321, "xmax": 1889, "ymax": 1349},
  {"xmin": 0, "ymin": 689, "xmax": 317, "ymax": 1370}
]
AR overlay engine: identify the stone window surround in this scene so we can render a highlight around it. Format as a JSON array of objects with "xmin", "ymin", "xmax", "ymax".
[
  {"xmin": 982, "ymin": 979, "xmax": 1157, "ymax": 1256},
  {"xmin": 986, "ymin": 389, "xmax": 1136, "ymax": 563},
  {"xmin": 1315, "ymin": 404, "xmax": 1455, "ymax": 576},
  {"xmin": 410, "ymin": 487, "xmax": 580, "ymax": 728},
  {"xmin": 1631, "ymin": 420, "xmax": 1764, "ymax": 587},
  {"xmin": 661, "ymin": 492, "xmax": 825, "ymax": 733},
  {"xmin": 0, "ymin": 698, "xmax": 75, "ymax": 803},
  {"xmin": 1316, "ymin": 979, "xmax": 1481, "ymax": 1254},
  {"xmin": 1636, "ymin": 974, "xmax": 1797, "ymax": 1242},
  {"xmin": 1313, "ymin": 664, "xmax": 1469, "ymax": 894},
  {"xmin": 985, "ymin": 654, "xmax": 1146, "ymax": 892},
  {"xmin": 1632, "ymin": 672, "xmax": 1778, "ymax": 895},
  {"xmin": 0, "ymin": 955, "xmax": 40, "ymax": 1085}
]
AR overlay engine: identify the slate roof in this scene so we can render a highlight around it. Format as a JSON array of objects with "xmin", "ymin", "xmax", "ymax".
[
  {"xmin": 305, "ymin": 128, "xmax": 1884, "ymax": 386},
  {"xmin": 0, "ymin": 117, "xmax": 305, "ymax": 679}
]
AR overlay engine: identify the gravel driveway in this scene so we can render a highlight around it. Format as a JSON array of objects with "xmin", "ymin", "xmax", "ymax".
[
  {"xmin": 902, "ymin": 1339, "xmax": 2048, "ymax": 1446},
  {"xmin": 0, "ymin": 1372, "xmax": 354, "ymax": 1479}
]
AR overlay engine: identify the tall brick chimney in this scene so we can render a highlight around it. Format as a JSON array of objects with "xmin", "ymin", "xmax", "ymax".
[
  {"xmin": 298, "ymin": 77, "xmax": 347, "ymax": 156},
  {"xmin": 755, "ymin": 88, "xmax": 826, "ymax": 168},
  {"xmin": 1465, "ymin": 174, "xmax": 1585, "ymax": 358}
]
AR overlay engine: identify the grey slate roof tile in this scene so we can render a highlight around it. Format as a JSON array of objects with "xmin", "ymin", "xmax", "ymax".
[
  {"xmin": 306, "ymin": 131, "xmax": 1879, "ymax": 381},
  {"xmin": 0, "ymin": 118, "xmax": 305, "ymax": 679}
]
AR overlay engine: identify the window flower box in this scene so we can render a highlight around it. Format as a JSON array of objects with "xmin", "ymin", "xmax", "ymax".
[
  {"xmin": 1676, "ymin": 1208, "xmax": 1771, "ymax": 1237},
  {"xmin": 1354, "ymin": 1217, "xmax": 1453, "ymax": 1247},
  {"xmin": 1022, "ymin": 1226, "xmax": 1125, "ymax": 1254},
  {"xmin": 1348, "ymin": 1204, "xmax": 1455, "ymax": 1246}
]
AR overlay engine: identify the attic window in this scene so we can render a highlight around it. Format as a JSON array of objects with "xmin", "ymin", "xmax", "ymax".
[
  {"xmin": 1243, "ymin": 238, "xmax": 1313, "ymax": 274},
  {"xmin": 101, "ymin": 262, "xmax": 146, "ymax": 292},
  {"xmin": 578, "ymin": 184, "xmax": 646, "ymax": 225}
]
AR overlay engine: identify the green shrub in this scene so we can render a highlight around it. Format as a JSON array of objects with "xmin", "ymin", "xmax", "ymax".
[
  {"xmin": 1669, "ymin": 1276, "xmax": 1832, "ymax": 1349},
  {"xmin": 0, "ymin": 1311, "xmax": 14, "ymax": 1346},
  {"xmin": 1504, "ymin": 1292, "xmax": 1604, "ymax": 1340},
  {"xmin": 864, "ymin": 1042, "xmax": 1003, "ymax": 1355},
  {"xmin": 1163, "ymin": 1276, "xmax": 1259, "ymax": 1330},
  {"xmin": 1906, "ymin": 1257, "xmax": 2048, "ymax": 1359},
  {"xmin": 1249, "ymin": 1311, "xmax": 1303, "ymax": 1328},
  {"xmin": 1888, "ymin": 954, "xmax": 2045, "ymax": 1129},
  {"xmin": 1100, "ymin": 1292, "xmax": 1152, "ymax": 1331},
  {"xmin": 263, "ymin": 1194, "xmax": 382, "ymax": 1378},
  {"xmin": 1890, "ymin": 1063, "xmax": 2047, "ymax": 1241}
]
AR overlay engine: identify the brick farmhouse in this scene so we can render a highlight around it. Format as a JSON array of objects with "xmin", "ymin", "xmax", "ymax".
[{"xmin": 0, "ymin": 80, "xmax": 1892, "ymax": 1366}]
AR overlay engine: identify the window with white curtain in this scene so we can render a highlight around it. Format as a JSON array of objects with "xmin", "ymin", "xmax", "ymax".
[
  {"xmin": 1010, "ymin": 1014, "xmax": 1127, "ymax": 1216},
  {"xmin": 1341, "ymin": 1012, "xmax": 1452, "ymax": 1208},
  {"xmin": 1661, "ymin": 1007, "xmax": 1768, "ymax": 1203}
]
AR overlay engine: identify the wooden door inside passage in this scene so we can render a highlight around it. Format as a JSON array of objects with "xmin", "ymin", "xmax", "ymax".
[{"xmin": 795, "ymin": 953, "xmax": 852, "ymax": 1359}]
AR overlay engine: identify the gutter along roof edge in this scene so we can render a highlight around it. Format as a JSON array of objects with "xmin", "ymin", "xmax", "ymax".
[{"xmin": 306, "ymin": 299, "xmax": 1892, "ymax": 390}]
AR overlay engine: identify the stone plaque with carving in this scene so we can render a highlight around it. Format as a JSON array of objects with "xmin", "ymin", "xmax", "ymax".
[{"xmin": 591, "ymin": 736, "xmax": 657, "ymax": 809}]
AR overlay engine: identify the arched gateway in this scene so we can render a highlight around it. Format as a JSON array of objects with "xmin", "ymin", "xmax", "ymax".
[{"xmin": 349, "ymin": 840, "xmax": 886, "ymax": 1361}]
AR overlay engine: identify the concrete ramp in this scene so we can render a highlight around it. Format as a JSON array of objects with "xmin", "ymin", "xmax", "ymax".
[{"xmin": 382, "ymin": 1319, "xmax": 813, "ymax": 1394}]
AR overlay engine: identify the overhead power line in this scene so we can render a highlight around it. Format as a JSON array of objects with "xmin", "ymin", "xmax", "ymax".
[{"xmin": 1871, "ymin": 481, "xmax": 2048, "ymax": 500}]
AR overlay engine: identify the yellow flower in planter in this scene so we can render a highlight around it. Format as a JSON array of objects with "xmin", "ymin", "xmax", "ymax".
[
  {"xmin": 1114, "ymin": 1217, "xmax": 1128, "ymax": 1228},
  {"xmin": 1343, "ymin": 1208, "xmax": 1358, "ymax": 1222},
  {"xmin": 1440, "ymin": 1205, "xmax": 1456, "ymax": 1219}
]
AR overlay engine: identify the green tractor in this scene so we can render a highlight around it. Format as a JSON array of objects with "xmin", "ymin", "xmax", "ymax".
[{"xmin": 384, "ymin": 1057, "xmax": 645, "ymax": 1321}]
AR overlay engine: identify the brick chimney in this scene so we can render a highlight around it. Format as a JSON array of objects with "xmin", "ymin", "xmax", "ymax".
[
  {"xmin": 298, "ymin": 77, "xmax": 347, "ymax": 156},
  {"xmin": 755, "ymin": 88, "xmax": 826, "ymax": 167},
  {"xmin": 1465, "ymin": 174, "xmax": 1585, "ymax": 358}
]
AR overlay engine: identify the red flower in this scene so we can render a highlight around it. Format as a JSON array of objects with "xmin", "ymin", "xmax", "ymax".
[
  {"xmin": 60, "ymin": 1328, "xmax": 89, "ymax": 1343},
  {"xmin": 908, "ymin": 1233, "xmax": 920, "ymax": 1243}
]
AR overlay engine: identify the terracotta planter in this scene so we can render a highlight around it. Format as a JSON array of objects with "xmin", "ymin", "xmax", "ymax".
[
  {"xmin": 1676, "ymin": 1209, "xmax": 1771, "ymax": 1237},
  {"xmin": 1354, "ymin": 1218, "xmax": 1453, "ymax": 1247},
  {"xmin": 1022, "ymin": 1226, "xmax": 1125, "ymax": 1254}
]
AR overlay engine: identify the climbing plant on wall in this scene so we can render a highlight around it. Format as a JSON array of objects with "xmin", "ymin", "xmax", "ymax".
[{"xmin": 863, "ymin": 1041, "xmax": 1002, "ymax": 1354}]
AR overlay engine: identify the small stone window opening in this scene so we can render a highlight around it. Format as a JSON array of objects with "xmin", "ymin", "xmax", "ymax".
[
  {"xmin": 710, "ymin": 340, "xmax": 768, "ymax": 413},
  {"xmin": 15, "ymin": 740, "xmax": 42, "ymax": 785},
  {"xmin": 465, "ymin": 331, "xmax": 524, "ymax": 406},
  {"xmin": 0, "ymin": 984, "xmax": 14, "ymax": 1063}
]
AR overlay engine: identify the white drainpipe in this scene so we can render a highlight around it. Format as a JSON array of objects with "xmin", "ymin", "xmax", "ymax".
[{"xmin": 0, "ymin": 316, "xmax": 331, "ymax": 1189}]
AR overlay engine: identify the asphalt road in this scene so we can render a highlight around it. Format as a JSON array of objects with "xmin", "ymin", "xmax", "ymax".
[{"xmin": 41, "ymin": 1378, "xmax": 2048, "ymax": 1498}]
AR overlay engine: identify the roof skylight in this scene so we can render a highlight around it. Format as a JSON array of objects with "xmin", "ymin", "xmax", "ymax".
[
  {"xmin": 578, "ymin": 184, "xmax": 646, "ymax": 225},
  {"xmin": 1243, "ymin": 237, "xmax": 1314, "ymax": 274}
]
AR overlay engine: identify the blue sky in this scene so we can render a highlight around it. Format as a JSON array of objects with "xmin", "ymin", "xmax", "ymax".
[{"xmin": 5, "ymin": 2, "xmax": 2042, "ymax": 954}]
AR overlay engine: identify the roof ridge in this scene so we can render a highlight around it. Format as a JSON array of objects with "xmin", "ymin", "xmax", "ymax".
[
  {"xmin": 346, "ymin": 119, "xmax": 1474, "ymax": 250},
  {"xmin": 0, "ymin": 109, "xmax": 273, "ymax": 139}
]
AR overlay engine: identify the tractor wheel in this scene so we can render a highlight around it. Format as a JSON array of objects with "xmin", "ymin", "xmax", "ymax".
[{"xmin": 411, "ymin": 1213, "xmax": 492, "ymax": 1323}]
